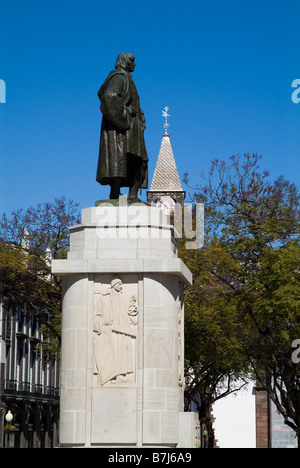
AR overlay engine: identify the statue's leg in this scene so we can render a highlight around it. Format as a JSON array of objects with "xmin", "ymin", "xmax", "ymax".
[
  {"xmin": 128, "ymin": 179, "xmax": 140, "ymax": 200},
  {"xmin": 128, "ymin": 157, "xmax": 141, "ymax": 200},
  {"xmin": 110, "ymin": 178, "xmax": 122, "ymax": 199}
]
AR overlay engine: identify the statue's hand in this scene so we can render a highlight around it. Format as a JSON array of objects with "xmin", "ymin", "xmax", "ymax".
[{"xmin": 128, "ymin": 105, "xmax": 137, "ymax": 117}]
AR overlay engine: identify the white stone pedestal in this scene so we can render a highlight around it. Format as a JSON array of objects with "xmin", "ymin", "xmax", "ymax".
[{"xmin": 52, "ymin": 202, "xmax": 199, "ymax": 447}]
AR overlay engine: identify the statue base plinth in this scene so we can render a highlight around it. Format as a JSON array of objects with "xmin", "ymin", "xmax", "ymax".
[{"xmin": 52, "ymin": 205, "xmax": 199, "ymax": 448}]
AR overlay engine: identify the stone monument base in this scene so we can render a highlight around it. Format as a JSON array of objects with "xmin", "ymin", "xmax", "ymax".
[{"xmin": 52, "ymin": 202, "xmax": 200, "ymax": 448}]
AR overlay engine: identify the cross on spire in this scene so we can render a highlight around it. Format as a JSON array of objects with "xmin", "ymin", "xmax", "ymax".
[{"xmin": 162, "ymin": 106, "xmax": 170, "ymax": 134}]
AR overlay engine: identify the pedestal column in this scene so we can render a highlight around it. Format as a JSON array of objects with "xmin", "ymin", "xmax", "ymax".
[{"xmin": 52, "ymin": 202, "xmax": 198, "ymax": 447}]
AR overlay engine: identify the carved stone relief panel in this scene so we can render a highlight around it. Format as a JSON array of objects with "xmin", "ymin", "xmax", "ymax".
[{"xmin": 93, "ymin": 275, "xmax": 138, "ymax": 387}]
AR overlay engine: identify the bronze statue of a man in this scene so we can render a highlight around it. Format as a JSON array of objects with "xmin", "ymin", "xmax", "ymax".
[{"xmin": 96, "ymin": 53, "xmax": 148, "ymax": 200}]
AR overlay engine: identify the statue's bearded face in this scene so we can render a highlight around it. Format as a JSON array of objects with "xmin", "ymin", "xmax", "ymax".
[{"xmin": 126, "ymin": 55, "xmax": 136, "ymax": 73}]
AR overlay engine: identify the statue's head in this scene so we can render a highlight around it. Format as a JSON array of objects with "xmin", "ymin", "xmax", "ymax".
[
  {"xmin": 115, "ymin": 53, "xmax": 135, "ymax": 73},
  {"xmin": 111, "ymin": 277, "xmax": 123, "ymax": 292}
]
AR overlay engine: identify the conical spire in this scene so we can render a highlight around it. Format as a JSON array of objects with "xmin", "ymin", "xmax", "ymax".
[
  {"xmin": 149, "ymin": 133, "xmax": 183, "ymax": 192},
  {"xmin": 147, "ymin": 107, "xmax": 185, "ymax": 207}
]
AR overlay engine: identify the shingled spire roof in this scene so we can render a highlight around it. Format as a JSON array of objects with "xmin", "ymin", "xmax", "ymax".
[
  {"xmin": 147, "ymin": 107, "xmax": 185, "ymax": 207},
  {"xmin": 149, "ymin": 133, "xmax": 183, "ymax": 192}
]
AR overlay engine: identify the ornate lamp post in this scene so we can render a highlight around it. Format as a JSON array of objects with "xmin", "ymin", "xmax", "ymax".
[{"xmin": 4, "ymin": 410, "xmax": 14, "ymax": 448}]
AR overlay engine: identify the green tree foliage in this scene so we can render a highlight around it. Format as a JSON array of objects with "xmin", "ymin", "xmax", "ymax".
[
  {"xmin": 178, "ymin": 233, "xmax": 249, "ymax": 447},
  {"xmin": 183, "ymin": 153, "xmax": 300, "ymax": 446},
  {"xmin": 0, "ymin": 197, "xmax": 80, "ymax": 356}
]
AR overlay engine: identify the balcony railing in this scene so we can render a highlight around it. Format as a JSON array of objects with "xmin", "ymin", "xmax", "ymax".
[
  {"xmin": 4, "ymin": 379, "xmax": 17, "ymax": 391},
  {"xmin": 3, "ymin": 380, "xmax": 59, "ymax": 399}
]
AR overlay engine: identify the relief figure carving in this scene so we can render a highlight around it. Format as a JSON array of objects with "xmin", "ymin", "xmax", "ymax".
[{"xmin": 93, "ymin": 277, "xmax": 138, "ymax": 386}]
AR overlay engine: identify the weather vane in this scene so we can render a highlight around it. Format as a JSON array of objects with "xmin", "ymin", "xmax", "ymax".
[{"xmin": 162, "ymin": 106, "xmax": 170, "ymax": 134}]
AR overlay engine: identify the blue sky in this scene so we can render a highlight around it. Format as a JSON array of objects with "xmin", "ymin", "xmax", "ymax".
[{"xmin": 1, "ymin": 0, "xmax": 300, "ymax": 214}]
